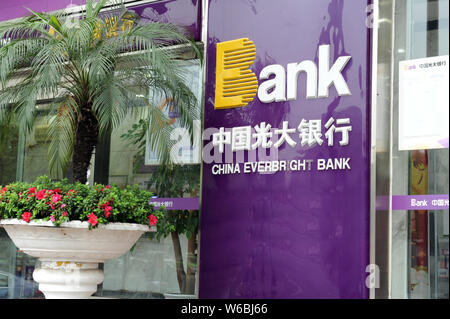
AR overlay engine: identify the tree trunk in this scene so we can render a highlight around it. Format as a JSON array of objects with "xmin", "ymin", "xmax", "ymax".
[
  {"xmin": 72, "ymin": 104, "xmax": 98, "ymax": 184},
  {"xmin": 185, "ymin": 189, "xmax": 199, "ymax": 294},
  {"xmin": 171, "ymin": 231, "xmax": 186, "ymax": 293},
  {"xmin": 185, "ymin": 230, "xmax": 197, "ymax": 294}
]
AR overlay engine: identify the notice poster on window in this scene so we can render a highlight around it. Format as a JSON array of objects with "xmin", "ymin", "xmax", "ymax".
[
  {"xmin": 145, "ymin": 60, "xmax": 202, "ymax": 165},
  {"xmin": 399, "ymin": 55, "xmax": 449, "ymax": 151}
]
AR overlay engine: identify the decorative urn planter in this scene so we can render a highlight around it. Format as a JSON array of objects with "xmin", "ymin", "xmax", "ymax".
[{"xmin": 0, "ymin": 218, "xmax": 154, "ymax": 299}]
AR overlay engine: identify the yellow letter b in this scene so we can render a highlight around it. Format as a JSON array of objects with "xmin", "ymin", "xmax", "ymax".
[{"xmin": 214, "ymin": 38, "xmax": 258, "ymax": 110}]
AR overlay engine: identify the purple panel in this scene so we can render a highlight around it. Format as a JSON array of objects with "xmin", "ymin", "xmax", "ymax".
[
  {"xmin": 125, "ymin": 0, "xmax": 201, "ymax": 40},
  {"xmin": 150, "ymin": 197, "xmax": 200, "ymax": 210},
  {"xmin": 0, "ymin": 0, "xmax": 85, "ymax": 22},
  {"xmin": 0, "ymin": 0, "xmax": 201, "ymax": 40},
  {"xmin": 199, "ymin": 0, "xmax": 372, "ymax": 298}
]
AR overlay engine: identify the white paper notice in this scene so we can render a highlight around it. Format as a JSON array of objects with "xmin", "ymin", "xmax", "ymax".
[{"xmin": 398, "ymin": 55, "xmax": 449, "ymax": 150}]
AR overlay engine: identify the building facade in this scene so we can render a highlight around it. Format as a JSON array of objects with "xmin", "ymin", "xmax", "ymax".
[{"xmin": 0, "ymin": 0, "xmax": 448, "ymax": 299}]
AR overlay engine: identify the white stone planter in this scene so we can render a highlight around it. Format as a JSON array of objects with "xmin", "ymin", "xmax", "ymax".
[{"xmin": 0, "ymin": 218, "xmax": 154, "ymax": 299}]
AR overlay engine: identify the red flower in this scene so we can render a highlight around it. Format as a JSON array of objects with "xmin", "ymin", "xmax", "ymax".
[
  {"xmin": 105, "ymin": 185, "xmax": 111, "ymax": 189},
  {"xmin": 1, "ymin": 187, "xmax": 8, "ymax": 193},
  {"xmin": 62, "ymin": 211, "xmax": 68, "ymax": 217},
  {"xmin": 148, "ymin": 214, "xmax": 157, "ymax": 227},
  {"xmin": 100, "ymin": 201, "xmax": 110, "ymax": 208},
  {"xmin": 27, "ymin": 187, "xmax": 36, "ymax": 195},
  {"xmin": 51, "ymin": 193, "xmax": 62, "ymax": 204},
  {"xmin": 87, "ymin": 213, "xmax": 98, "ymax": 227},
  {"xmin": 35, "ymin": 189, "xmax": 47, "ymax": 200},
  {"xmin": 104, "ymin": 206, "xmax": 113, "ymax": 218},
  {"xmin": 22, "ymin": 212, "xmax": 32, "ymax": 223}
]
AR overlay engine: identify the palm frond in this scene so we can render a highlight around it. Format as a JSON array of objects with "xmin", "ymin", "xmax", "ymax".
[
  {"xmin": 91, "ymin": 74, "xmax": 128, "ymax": 134},
  {"xmin": 0, "ymin": 37, "xmax": 48, "ymax": 85},
  {"xmin": 30, "ymin": 40, "xmax": 68, "ymax": 92},
  {"xmin": 47, "ymin": 96, "xmax": 78, "ymax": 179},
  {"xmin": 146, "ymin": 105, "xmax": 175, "ymax": 165}
]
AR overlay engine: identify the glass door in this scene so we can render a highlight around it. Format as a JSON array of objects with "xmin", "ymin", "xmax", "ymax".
[{"xmin": 374, "ymin": 0, "xmax": 449, "ymax": 299}]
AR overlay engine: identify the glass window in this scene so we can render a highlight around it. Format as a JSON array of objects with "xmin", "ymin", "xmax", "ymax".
[
  {"xmin": 95, "ymin": 59, "xmax": 203, "ymax": 299},
  {"xmin": 375, "ymin": 0, "xmax": 449, "ymax": 299},
  {"xmin": 400, "ymin": 0, "xmax": 449, "ymax": 299},
  {"xmin": 23, "ymin": 106, "xmax": 51, "ymax": 182},
  {"xmin": 0, "ymin": 228, "xmax": 43, "ymax": 299},
  {"xmin": 0, "ymin": 125, "xmax": 18, "ymax": 185},
  {"xmin": 0, "ymin": 103, "xmax": 55, "ymax": 299}
]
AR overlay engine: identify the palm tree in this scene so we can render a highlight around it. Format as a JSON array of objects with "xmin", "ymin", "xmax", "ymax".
[{"xmin": 0, "ymin": 0, "xmax": 200, "ymax": 183}]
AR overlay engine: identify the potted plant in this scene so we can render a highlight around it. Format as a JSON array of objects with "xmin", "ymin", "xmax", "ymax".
[{"xmin": 0, "ymin": 176, "xmax": 164, "ymax": 298}]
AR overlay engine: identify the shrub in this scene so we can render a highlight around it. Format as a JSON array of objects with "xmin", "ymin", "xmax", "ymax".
[{"xmin": 0, "ymin": 176, "xmax": 164, "ymax": 229}]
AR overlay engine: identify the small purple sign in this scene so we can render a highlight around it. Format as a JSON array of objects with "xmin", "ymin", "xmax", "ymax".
[
  {"xmin": 438, "ymin": 137, "xmax": 449, "ymax": 148},
  {"xmin": 150, "ymin": 197, "xmax": 199, "ymax": 210},
  {"xmin": 392, "ymin": 194, "xmax": 449, "ymax": 210}
]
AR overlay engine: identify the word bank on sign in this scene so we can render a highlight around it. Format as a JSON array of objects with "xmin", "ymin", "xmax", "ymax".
[{"xmin": 214, "ymin": 38, "xmax": 352, "ymax": 110}]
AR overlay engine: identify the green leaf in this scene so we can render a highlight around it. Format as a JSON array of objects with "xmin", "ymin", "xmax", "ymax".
[
  {"xmin": 25, "ymin": 8, "xmax": 51, "ymax": 25},
  {"xmin": 49, "ymin": 16, "xmax": 63, "ymax": 33}
]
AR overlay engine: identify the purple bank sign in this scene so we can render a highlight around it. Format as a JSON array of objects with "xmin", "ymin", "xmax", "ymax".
[{"xmin": 199, "ymin": 0, "xmax": 372, "ymax": 298}]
